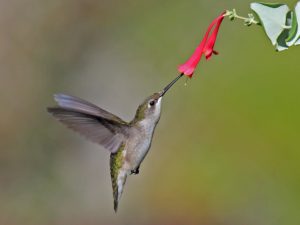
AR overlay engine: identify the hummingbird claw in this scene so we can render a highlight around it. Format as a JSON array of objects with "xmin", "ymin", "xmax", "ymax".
[{"xmin": 131, "ymin": 167, "xmax": 140, "ymax": 175}]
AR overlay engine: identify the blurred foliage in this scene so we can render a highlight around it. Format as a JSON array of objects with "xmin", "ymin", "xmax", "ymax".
[{"xmin": 0, "ymin": 0, "xmax": 300, "ymax": 225}]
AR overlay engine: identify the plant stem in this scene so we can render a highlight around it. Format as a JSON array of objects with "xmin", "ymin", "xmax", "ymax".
[
  {"xmin": 234, "ymin": 15, "xmax": 258, "ymax": 24},
  {"xmin": 225, "ymin": 9, "xmax": 259, "ymax": 26}
]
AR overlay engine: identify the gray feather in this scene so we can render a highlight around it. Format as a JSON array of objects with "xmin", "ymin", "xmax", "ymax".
[{"xmin": 48, "ymin": 94, "xmax": 129, "ymax": 153}]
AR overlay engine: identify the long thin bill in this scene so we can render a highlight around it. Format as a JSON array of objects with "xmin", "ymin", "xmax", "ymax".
[{"xmin": 160, "ymin": 73, "xmax": 184, "ymax": 97}]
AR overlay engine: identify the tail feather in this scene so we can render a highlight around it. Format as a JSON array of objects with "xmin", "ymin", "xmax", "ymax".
[
  {"xmin": 112, "ymin": 170, "xmax": 127, "ymax": 212},
  {"xmin": 110, "ymin": 147, "xmax": 127, "ymax": 212}
]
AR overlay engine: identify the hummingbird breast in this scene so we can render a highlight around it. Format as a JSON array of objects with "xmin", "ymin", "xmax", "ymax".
[{"xmin": 125, "ymin": 120, "xmax": 157, "ymax": 170}]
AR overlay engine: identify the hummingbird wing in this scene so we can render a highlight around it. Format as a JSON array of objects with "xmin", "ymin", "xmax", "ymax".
[{"xmin": 47, "ymin": 94, "xmax": 128, "ymax": 153}]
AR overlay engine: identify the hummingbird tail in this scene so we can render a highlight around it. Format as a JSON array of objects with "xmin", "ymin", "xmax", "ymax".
[
  {"xmin": 110, "ymin": 148, "xmax": 127, "ymax": 212},
  {"xmin": 112, "ymin": 170, "xmax": 127, "ymax": 212}
]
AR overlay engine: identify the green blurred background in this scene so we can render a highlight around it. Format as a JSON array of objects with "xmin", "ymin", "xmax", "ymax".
[{"xmin": 1, "ymin": 0, "xmax": 300, "ymax": 224}]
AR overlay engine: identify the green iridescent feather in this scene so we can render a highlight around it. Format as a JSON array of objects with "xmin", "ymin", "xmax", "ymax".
[{"xmin": 110, "ymin": 143, "xmax": 125, "ymax": 211}]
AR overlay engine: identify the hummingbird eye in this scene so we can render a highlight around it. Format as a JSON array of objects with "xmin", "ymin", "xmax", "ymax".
[{"xmin": 149, "ymin": 100, "xmax": 155, "ymax": 106}]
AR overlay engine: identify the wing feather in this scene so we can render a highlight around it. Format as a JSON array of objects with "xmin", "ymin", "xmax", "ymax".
[
  {"xmin": 47, "ymin": 94, "xmax": 128, "ymax": 153},
  {"xmin": 54, "ymin": 94, "xmax": 126, "ymax": 124}
]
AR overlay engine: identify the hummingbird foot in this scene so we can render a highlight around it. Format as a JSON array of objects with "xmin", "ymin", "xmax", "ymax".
[{"xmin": 130, "ymin": 167, "xmax": 140, "ymax": 175}]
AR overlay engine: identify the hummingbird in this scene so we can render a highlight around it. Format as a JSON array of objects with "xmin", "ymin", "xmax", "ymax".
[{"xmin": 47, "ymin": 74, "xmax": 183, "ymax": 212}]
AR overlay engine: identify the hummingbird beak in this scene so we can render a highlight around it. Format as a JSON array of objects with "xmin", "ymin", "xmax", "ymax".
[{"xmin": 160, "ymin": 73, "xmax": 184, "ymax": 97}]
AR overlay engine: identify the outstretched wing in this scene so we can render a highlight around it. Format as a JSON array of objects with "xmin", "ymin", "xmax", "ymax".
[{"xmin": 47, "ymin": 94, "xmax": 128, "ymax": 153}]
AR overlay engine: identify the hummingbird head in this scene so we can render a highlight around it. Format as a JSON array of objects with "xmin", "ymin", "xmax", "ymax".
[
  {"xmin": 132, "ymin": 74, "xmax": 183, "ymax": 125},
  {"xmin": 133, "ymin": 92, "xmax": 162, "ymax": 125}
]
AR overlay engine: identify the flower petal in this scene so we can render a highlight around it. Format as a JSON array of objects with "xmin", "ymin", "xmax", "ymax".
[
  {"xmin": 203, "ymin": 13, "xmax": 225, "ymax": 60},
  {"xmin": 178, "ymin": 12, "xmax": 225, "ymax": 77}
]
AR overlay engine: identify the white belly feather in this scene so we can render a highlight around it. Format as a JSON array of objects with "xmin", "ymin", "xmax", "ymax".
[{"xmin": 125, "ymin": 119, "xmax": 156, "ymax": 170}]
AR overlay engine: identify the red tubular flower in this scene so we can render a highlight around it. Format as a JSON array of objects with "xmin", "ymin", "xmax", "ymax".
[
  {"xmin": 203, "ymin": 14, "xmax": 225, "ymax": 60},
  {"xmin": 178, "ymin": 12, "xmax": 226, "ymax": 77}
]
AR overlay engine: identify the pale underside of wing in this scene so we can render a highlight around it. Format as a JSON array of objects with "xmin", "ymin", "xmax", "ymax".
[{"xmin": 47, "ymin": 94, "xmax": 129, "ymax": 153}]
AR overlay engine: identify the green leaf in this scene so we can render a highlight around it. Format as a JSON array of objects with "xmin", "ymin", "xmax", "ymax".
[
  {"xmin": 276, "ymin": 28, "xmax": 289, "ymax": 51},
  {"xmin": 250, "ymin": 2, "xmax": 290, "ymax": 45},
  {"xmin": 285, "ymin": 11, "xmax": 297, "ymax": 43},
  {"xmin": 260, "ymin": 3, "xmax": 288, "ymax": 8},
  {"xmin": 286, "ymin": 2, "xmax": 300, "ymax": 46}
]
